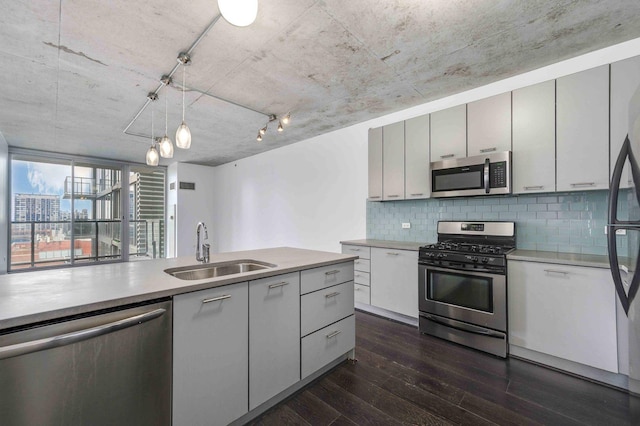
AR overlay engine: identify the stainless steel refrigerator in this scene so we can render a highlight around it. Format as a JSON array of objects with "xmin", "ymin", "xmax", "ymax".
[{"xmin": 608, "ymin": 79, "xmax": 640, "ymax": 400}]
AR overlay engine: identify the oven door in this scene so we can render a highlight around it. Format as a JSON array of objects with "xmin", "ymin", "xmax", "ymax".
[{"xmin": 418, "ymin": 264, "xmax": 506, "ymax": 332}]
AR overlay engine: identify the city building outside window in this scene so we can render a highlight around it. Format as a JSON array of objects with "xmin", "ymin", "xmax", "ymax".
[{"xmin": 8, "ymin": 151, "xmax": 165, "ymax": 272}]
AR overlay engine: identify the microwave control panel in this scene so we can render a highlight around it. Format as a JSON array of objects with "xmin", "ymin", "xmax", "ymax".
[{"xmin": 489, "ymin": 162, "xmax": 507, "ymax": 188}]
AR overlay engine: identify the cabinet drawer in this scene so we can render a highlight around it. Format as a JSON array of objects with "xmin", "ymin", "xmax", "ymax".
[
  {"xmin": 300, "ymin": 262, "xmax": 354, "ymax": 295},
  {"xmin": 301, "ymin": 281, "xmax": 354, "ymax": 337},
  {"xmin": 354, "ymin": 284, "xmax": 370, "ymax": 305},
  {"xmin": 341, "ymin": 244, "xmax": 370, "ymax": 259},
  {"xmin": 301, "ymin": 315, "xmax": 355, "ymax": 379},
  {"xmin": 354, "ymin": 271, "xmax": 370, "ymax": 286},
  {"xmin": 354, "ymin": 258, "xmax": 370, "ymax": 272}
]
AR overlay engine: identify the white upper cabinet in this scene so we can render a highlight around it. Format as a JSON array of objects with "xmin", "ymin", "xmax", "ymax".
[
  {"xmin": 467, "ymin": 92, "xmax": 512, "ymax": 156},
  {"xmin": 512, "ymin": 80, "xmax": 556, "ymax": 194},
  {"xmin": 611, "ymin": 56, "xmax": 640, "ymax": 189},
  {"xmin": 430, "ymin": 104, "xmax": 466, "ymax": 161},
  {"xmin": 382, "ymin": 121, "xmax": 405, "ymax": 200},
  {"xmin": 368, "ymin": 127, "xmax": 383, "ymax": 200},
  {"xmin": 404, "ymin": 114, "xmax": 430, "ymax": 199},
  {"xmin": 556, "ymin": 65, "xmax": 610, "ymax": 191}
]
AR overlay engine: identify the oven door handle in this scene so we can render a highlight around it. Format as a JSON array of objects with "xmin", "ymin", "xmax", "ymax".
[
  {"xmin": 483, "ymin": 157, "xmax": 490, "ymax": 193},
  {"xmin": 421, "ymin": 313, "xmax": 504, "ymax": 339}
]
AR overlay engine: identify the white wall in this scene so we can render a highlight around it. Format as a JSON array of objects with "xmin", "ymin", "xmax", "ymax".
[
  {"xmin": 167, "ymin": 163, "xmax": 216, "ymax": 257},
  {"xmin": 211, "ymin": 37, "xmax": 640, "ymax": 254},
  {"xmin": 0, "ymin": 131, "xmax": 7, "ymax": 274}
]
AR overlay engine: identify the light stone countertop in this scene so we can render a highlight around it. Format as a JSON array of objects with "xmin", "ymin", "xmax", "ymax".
[
  {"xmin": 0, "ymin": 247, "xmax": 357, "ymax": 330},
  {"xmin": 507, "ymin": 249, "xmax": 612, "ymax": 269},
  {"xmin": 340, "ymin": 239, "xmax": 425, "ymax": 251}
]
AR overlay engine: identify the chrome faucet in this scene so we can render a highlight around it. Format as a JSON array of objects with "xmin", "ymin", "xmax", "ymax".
[{"xmin": 195, "ymin": 222, "xmax": 210, "ymax": 263}]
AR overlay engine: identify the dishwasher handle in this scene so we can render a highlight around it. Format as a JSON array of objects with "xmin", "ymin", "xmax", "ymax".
[{"xmin": 0, "ymin": 308, "xmax": 166, "ymax": 361}]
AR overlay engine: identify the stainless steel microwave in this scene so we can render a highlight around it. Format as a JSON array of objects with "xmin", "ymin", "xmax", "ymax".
[{"xmin": 431, "ymin": 151, "xmax": 511, "ymax": 198}]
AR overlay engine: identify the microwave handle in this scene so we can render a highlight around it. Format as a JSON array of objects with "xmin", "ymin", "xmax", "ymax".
[{"xmin": 484, "ymin": 158, "xmax": 490, "ymax": 193}]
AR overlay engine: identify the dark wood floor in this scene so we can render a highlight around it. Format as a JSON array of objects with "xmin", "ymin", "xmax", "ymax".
[{"xmin": 249, "ymin": 310, "xmax": 639, "ymax": 425}]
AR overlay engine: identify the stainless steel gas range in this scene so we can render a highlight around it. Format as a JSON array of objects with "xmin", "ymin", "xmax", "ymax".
[{"xmin": 418, "ymin": 221, "xmax": 516, "ymax": 358}]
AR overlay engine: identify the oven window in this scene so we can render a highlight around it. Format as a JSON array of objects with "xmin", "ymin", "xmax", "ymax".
[{"xmin": 427, "ymin": 270, "xmax": 493, "ymax": 313}]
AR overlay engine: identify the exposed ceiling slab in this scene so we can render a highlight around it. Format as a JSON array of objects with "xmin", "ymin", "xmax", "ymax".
[{"xmin": 1, "ymin": 0, "xmax": 640, "ymax": 166}]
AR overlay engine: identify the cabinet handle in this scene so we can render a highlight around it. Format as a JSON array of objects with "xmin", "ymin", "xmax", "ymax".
[
  {"xmin": 202, "ymin": 294, "xmax": 231, "ymax": 304},
  {"xmin": 349, "ymin": 248, "xmax": 361, "ymax": 251},
  {"xmin": 544, "ymin": 269, "xmax": 569, "ymax": 276},
  {"xmin": 355, "ymin": 287, "xmax": 362, "ymax": 291},
  {"xmin": 326, "ymin": 330, "xmax": 342, "ymax": 339},
  {"xmin": 410, "ymin": 193, "xmax": 423, "ymax": 196},
  {"xmin": 386, "ymin": 252, "xmax": 399, "ymax": 256},
  {"xmin": 268, "ymin": 281, "xmax": 289, "ymax": 289},
  {"xmin": 523, "ymin": 185, "xmax": 544, "ymax": 190},
  {"xmin": 480, "ymin": 147, "xmax": 497, "ymax": 153},
  {"xmin": 440, "ymin": 154, "xmax": 454, "ymax": 159},
  {"xmin": 369, "ymin": 196, "xmax": 381, "ymax": 199},
  {"xmin": 387, "ymin": 195, "xmax": 399, "ymax": 198},
  {"xmin": 570, "ymin": 182, "xmax": 595, "ymax": 188},
  {"xmin": 325, "ymin": 270, "xmax": 340, "ymax": 275},
  {"xmin": 325, "ymin": 291, "xmax": 341, "ymax": 298}
]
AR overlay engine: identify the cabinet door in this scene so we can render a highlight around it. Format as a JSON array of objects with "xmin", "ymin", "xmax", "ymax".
[
  {"xmin": 512, "ymin": 80, "xmax": 556, "ymax": 194},
  {"xmin": 467, "ymin": 92, "xmax": 512, "ymax": 156},
  {"xmin": 508, "ymin": 261, "xmax": 617, "ymax": 373},
  {"xmin": 382, "ymin": 121, "xmax": 405, "ymax": 200},
  {"xmin": 249, "ymin": 272, "xmax": 300, "ymax": 410},
  {"xmin": 430, "ymin": 104, "xmax": 466, "ymax": 161},
  {"xmin": 611, "ymin": 56, "xmax": 640, "ymax": 189},
  {"xmin": 370, "ymin": 248, "xmax": 418, "ymax": 318},
  {"xmin": 557, "ymin": 65, "xmax": 610, "ymax": 191},
  {"xmin": 368, "ymin": 127, "xmax": 383, "ymax": 201},
  {"xmin": 173, "ymin": 282, "xmax": 249, "ymax": 426},
  {"xmin": 405, "ymin": 114, "xmax": 430, "ymax": 199}
]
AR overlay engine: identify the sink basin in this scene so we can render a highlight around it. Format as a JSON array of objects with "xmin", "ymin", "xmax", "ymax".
[{"xmin": 165, "ymin": 259, "xmax": 276, "ymax": 280}]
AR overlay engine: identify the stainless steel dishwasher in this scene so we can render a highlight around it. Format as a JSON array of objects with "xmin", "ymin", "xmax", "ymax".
[{"xmin": 0, "ymin": 298, "xmax": 172, "ymax": 426}]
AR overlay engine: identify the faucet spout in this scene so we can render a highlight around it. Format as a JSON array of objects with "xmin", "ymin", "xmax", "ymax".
[{"xmin": 196, "ymin": 222, "xmax": 210, "ymax": 263}]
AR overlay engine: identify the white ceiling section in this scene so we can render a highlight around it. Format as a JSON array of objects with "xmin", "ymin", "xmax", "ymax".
[{"xmin": 2, "ymin": 0, "xmax": 640, "ymax": 166}]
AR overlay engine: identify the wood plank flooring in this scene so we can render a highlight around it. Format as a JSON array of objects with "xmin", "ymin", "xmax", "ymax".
[{"xmin": 249, "ymin": 311, "xmax": 639, "ymax": 425}]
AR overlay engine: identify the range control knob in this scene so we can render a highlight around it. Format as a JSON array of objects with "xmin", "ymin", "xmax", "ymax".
[
  {"xmin": 436, "ymin": 253, "xmax": 444, "ymax": 259},
  {"xmin": 471, "ymin": 256, "xmax": 479, "ymax": 263},
  {"xmin": 481, "ymin": 257, "xmax": 489, "ymax": 264}
]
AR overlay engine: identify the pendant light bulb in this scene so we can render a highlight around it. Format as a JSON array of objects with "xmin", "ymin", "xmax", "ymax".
[
  {"xmin": 218, "ymin": 0, "xmax": 258, "ymax": 27},
  {"xmin": 159, "ymin": 135, "xmax": 174, "ymax": 158},
  {"xmin": 259, "ymin": 126, "xmax": 267, "ymax": 136},
  {"xmin": 257, "ymin": 132, "xmax": 262, "ymax": 142},
  {"xmin": 160, "ymin": 93, "xmax": 174, "ymax": 158},
  {"xmin": 277, "ymin": 121, "xmax": 284, "ymax": 132},
  {"xmin": 146, "ymin": 144, "xmax": 159, "ymax": 166},
  {"xmin": 282, "ymin": 113, "xmax": 290, "ymax": 125},
  {"xmin": 176, "ymin": 64, "xmax": 191, "ymax": 149}
]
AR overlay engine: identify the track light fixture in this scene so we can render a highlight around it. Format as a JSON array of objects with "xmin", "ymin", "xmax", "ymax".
[
  {"xmin": 256, "ymin": 113, "xmax": 291, "ymax": 141},
  {"xmin": 175, "ymin": 52, "xmax": 192, "ymax": 150}
]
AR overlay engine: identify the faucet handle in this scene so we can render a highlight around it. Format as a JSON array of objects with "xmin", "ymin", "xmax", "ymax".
[{"xmin": 203, "ymin": 243, "xmax": 210, "ymax": 263}]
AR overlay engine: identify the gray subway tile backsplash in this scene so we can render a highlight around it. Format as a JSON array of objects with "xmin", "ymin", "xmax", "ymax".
[{"xmin": 366, "ymin": 190, "xmax": 628, "ymax": 256}]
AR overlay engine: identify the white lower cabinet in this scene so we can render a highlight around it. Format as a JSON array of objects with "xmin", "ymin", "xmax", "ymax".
[
  {"xmin": 370, "ymin": 248, "xmax": 418, "ymax": 318},
  {"xmin": 508, "ymin": 260, "xmax": 618, "ymax": 373},
  {"xmin": 354, "ymin": 283, "xmax": 370, "ymax": 304},
  {"xmin": 301, "ymin": 281, "xmax": 355, "ymax": 337},
  {"xmin": 249, "ymin": 272, "xmax": 300, "ymax": 410},
  {"xmin": 173, "ymin": 282, "xmax": 249, "ymax": 426},
  {"xmin": 301, "ymin": 315, "xmax": 355, "ymax": 379}
]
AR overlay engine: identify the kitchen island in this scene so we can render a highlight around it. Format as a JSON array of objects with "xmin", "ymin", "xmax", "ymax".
[{"xmin": 0, "ymin": 247, "xmax": 357, "ymax": 426}]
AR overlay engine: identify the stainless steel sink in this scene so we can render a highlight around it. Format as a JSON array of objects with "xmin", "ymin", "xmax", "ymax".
[{"xmin": 165, "ymin": 260, "xmax": 276, "ymax": 280}]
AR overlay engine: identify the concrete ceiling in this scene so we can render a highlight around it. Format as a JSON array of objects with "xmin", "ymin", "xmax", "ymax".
[{"xmin": 2, "ymin": 0, "xmax": 640, "ymax": 166}]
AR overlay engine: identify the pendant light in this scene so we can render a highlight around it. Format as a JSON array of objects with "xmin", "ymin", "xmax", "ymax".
[
  {"xmin": 218, "ymin": 0, "xmax": 258, "ymax": 27},
  {"xmin": 159, "ymin": 91, "xmax": 174, "ymax": 158},
  {"xmin": 176, "ymin": 54, "xmax": 191, "ymax": 149},
  {"xmin": 146, "ymin": 93, "xmax": 159, "ymax": 166}
]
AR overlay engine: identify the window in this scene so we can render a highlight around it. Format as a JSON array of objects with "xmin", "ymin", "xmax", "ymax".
[{"xmin": 9, "ymin": 151, "xmax": 165, "ymax": 272}]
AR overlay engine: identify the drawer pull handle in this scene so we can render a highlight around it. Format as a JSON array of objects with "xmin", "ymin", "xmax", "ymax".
[
  {"xmin": 349, "ymin": 248, "xmax": 361, "ymax": 251},
  {"xmin": 480, "ymin": 147, "xmax": 497, "ymax": 153},
  {"xmin": 410, "ymin": 193, "xmax": 424, "ymax": 196},
  {"xmin": 369, "ymin": 196, "xmax": 381, "ymax": 199},
  {"xmin": 523, "ymin": 185, "xmax": 544, "ymax": 190},
  {"xmin": 325, "ymin": 270, "xmax": 340, "ymax": 275},
  {"xmin": 355, "ymin": 287, "xmax": 361, "ymax": 291},
  {"xmin": 387, "ymin": 195, "xmax": 399, "ymax": 198},
  {"xmin": 387, "ymin": 252, "xmax": 399, "ymax": 256},
  {"xmin": 202, "ymin": 294, "xmax": 231, "ymax": 304},
  {"xmin": 326, "ymin": 330, "xmax": 342, "ymax": 339},
  {"xmin": 325, "ymin": 291, "xmax": 340, "ymax": 298},
  {"xmin": 544, "ymin": 269, "xmax": 569, "ymax": 275},
  {"xmin": 440, "ymin": 154, "xmax": 455, "ymax": 159},
  {"xmin": 268, "ymin": 281, "xmax": 289, "ymax": 289},
  {"xmin": 570, "ymin": 182, "xmax": 595, "ymax": 187}
]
